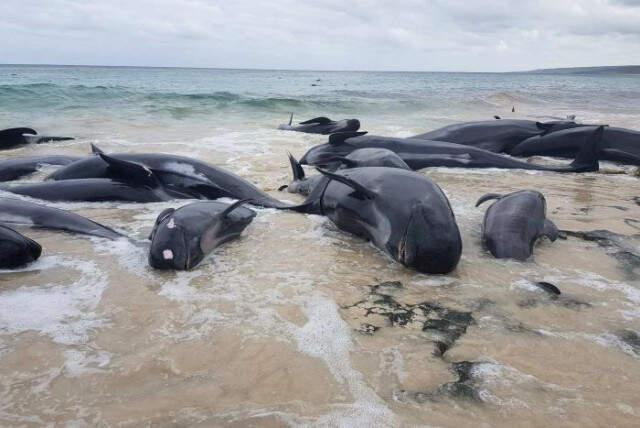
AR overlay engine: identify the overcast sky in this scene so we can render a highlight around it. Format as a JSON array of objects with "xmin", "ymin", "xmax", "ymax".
[{"xmin": 1, "ymin": 0, "xmax": 639, "ymax": 71}]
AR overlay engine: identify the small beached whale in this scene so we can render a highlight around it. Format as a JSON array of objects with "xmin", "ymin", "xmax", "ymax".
[
  {"xmin": 0, "ymin": 155, "xmax": 82, "ymax": 182},
  {"xmin": 0, "ymin": 224, "xmax": 42, "ymax": 268},
  {"xmin": 511, "ymin": 125, "xmax": 640, "ymax": 166},
  {"xmin": 409, "ymin": 119, "xmax": 585, "ymax": 153},
  {"xmin": 281, "ymin": 149, "xmax": 410, "ymax": 196},
  {"xmin": 278, "ymin": 114, "xmax": 361, "ymax": 134},
  {"xmin": 0, "ymin": 198, "xmax": 123, "ymax": 239},
  {"xmin": 299, "ymin": 127, "xmax": 603, "ymax": 173},
  {"xmin": 48, "ymin": 145, "xmax": 289, "ymax": 208},
  {"xmin": 148, "ymin": 199, "xmax": 255, "ymax": 270},
  {"xmin": 285, "ymin": 167, "xmax": 462, "ymax": 274},
  {"xmin": 0, "ymin": 127, "xmax": 74, "ymax": 150},
  {"xmin": 318, "ymin": 148, "xmax": 411, "ymax": 170},
  {"xmin": 476, "ymin": 190, "xmax": 559, "ymax": 260}
]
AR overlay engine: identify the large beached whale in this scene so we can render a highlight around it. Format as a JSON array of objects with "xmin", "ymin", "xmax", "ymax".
[
  {"xmin": 285, "ymin": 167, "xmax": 462, "ymax": 274},
  {"xmin": 48, "ymin": 145, "xmax": 289, "ymax": 208}
]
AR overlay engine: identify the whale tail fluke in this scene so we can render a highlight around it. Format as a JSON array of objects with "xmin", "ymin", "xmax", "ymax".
[{"xmin": 569, "ymin": 125, "xmax": 605, "ymax": 172}]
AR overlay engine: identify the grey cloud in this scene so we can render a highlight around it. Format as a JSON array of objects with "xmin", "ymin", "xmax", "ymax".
[{"xmin": 0, "ymin": 0, "xmax": 639, "ymax": 71}]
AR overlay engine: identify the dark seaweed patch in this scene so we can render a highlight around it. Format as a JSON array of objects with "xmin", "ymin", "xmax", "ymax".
[{"xmin": 344, "ymin": 281, "xmax": 475, "ymax": 356}]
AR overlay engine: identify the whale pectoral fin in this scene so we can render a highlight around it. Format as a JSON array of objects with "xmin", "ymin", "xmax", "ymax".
[
  {"xmin": 315, "ymin": 168, "xmax": 376, "ymax": 200},
  {"xmin": 299, "ymin": 117, "xmax": 331, "ymax": 125},
  {"xmin": 475, "ymin": 193, "xmax": 502, "ymax": 207},
  {"xmin": 328, "ymin": 131, "xmax": 367, "ymax": 145},
  {"xmin": 541, "ymin": 219, "xmax": 559, "ymax": 242},
  {"xmin": 287, "ymin": 152, "xmax": 305, "ymax": 180},
  {"xmin": 98, "ymin": 153, "xmax": 161, "ymax": 188},
  {"xmin": 91, "ymin": 143, "xmax": 105, "ymax": 155}
]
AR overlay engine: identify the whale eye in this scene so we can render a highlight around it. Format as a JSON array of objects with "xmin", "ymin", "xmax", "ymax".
[{"xmin": 162, "ymin": 249, "xmax": 174, "ymax": 260}]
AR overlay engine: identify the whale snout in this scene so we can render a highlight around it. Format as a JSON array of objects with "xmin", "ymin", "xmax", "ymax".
[
  {"xmin": 399, "ymin": 203, "xmax": 462, "ymax": 274},
  {"xmin": 0, "ymin": 230, "xmax": 42, "ymax": 268},
  {"xmin": 149, "ymin": 223, "xmax": 197, "ymax": 270}
]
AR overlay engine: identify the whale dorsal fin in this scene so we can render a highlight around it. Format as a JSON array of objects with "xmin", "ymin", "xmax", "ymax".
[
  {"xmin": 91, "ymin": 143, "xmax": 105, "ymax": 155},
  {"xmin": 569, "ymin": 125, "xmax": 605, "ymax": 172},
  {"xmin": 299, "ymin": 116, "xmax": 331, "ymax": 125},
  {"xmin": 328, "ymin": 131, "xmax": 367, "ymax": 145},
  {"xmin": 315, "ymin": 168, "xmax": 376, "ymax": 200},
  {"xmin": 98, "ymin": 153, "xmax": 160, "ymax": 188},
  {"xmin": 220, "ymin": 199, "xmax": 252, "ymax": 218},
  {"xmin": 287, "ymin": 152, "xmax": 305, "ymax": 180},
  {"xmin": 475, "ymin": 193, "xmax": 503, "ymax": 207},
  {"xmin": 288, "ymin": 113, "xmax": 294, "ymax": 126}
]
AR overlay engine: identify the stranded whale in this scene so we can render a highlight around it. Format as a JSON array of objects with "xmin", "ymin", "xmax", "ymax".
[
  {"xmin": 476, "ymin": 190, "xmax": 559, "ymax": 260},
  {"xmin": 148, "ymin": 199, "xmax": 256, "ymax": 270},
  {"xmin": 0, "ymin": 198, "xmax": 123, "ymax": 239},
  {"xmin": 278, "ymin": 114, "xmax": 360, "ymax": 134},
  {"xmin": 284, "ymin": 167, "xmax": 462, "ymax": 274}
]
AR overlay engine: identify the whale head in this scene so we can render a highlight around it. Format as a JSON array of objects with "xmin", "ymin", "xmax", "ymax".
[
  {"xmin": 279, "ymin": 152, "xmax": 324, "ymax": 196},
  {"xmin": 299, "ymin": 131, "xmax": 367, "ymax": 165},
  {"xmin": 0, "ymin": 225, "xmax": 42, "ymax": 268},
  {"xmin": 397, "ymin": 201, "xmax": 462, "ymax": 274},
  {"xmin": 148, "ymin": 208, "xmax": 201, "ymax": 270}
]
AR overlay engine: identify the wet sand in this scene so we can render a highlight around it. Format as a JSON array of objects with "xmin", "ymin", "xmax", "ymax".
[{"xmin": 0, "ymin": 129, "xmax": 639, "ymax": 427}]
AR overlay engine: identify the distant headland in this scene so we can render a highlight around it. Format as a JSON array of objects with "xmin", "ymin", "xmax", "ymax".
[{"xmin": 524, "ymin": 65, "xmax": 640, "ymax": 75}]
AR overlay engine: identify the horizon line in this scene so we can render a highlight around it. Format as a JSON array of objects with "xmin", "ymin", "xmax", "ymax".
[{"xmin": 2, "ymin": 62, "xmax": 638, "ymax": 74}]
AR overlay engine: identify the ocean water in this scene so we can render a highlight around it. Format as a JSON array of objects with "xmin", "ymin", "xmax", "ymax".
[{"xmin": 0, "ymin": 65, "xmax": 639, "ymax": 427}]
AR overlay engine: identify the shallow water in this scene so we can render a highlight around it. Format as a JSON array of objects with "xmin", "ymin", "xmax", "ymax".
[{"xmin": 0, "ymin": 65, "xmax": 639, "ymax": 427}]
